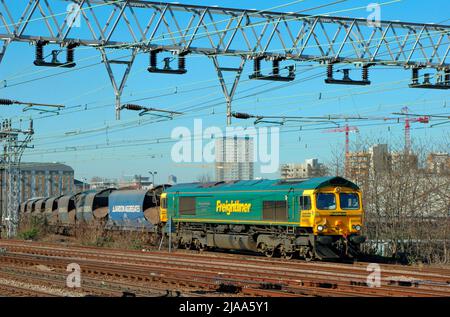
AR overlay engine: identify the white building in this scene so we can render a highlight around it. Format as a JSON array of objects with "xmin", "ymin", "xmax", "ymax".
[
  {"xmin": 89, "ymin": 177, "xmax": 118, "ymax": 190},
  {"xmin": 215, "ymin": 136, "xmax": 254, "ymax": 181},
  {"xmin": 168, "ymin": 175, "xmax": 177, "ymax": 185},
  {"xmin": 280, "ymin": 158, "xmax": 326, "ymax": 179}
]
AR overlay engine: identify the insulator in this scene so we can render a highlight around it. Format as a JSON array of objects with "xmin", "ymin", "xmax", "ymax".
[
  {"xmin": 67, "ymin": 49, "xmax": 74, "ymax": 63},
  {"xmin": 272, "ymin": 59, "xmax": 280, "ymax": 76},
  {"xmin": 123, "ymin": 104, "xmax": 144, "ymax": 111},
  {"xmin": 150, "ymin": 50, "xmax": 157, "ymax": 68},
  {"xmin": 35, "ymin": 41, "xmax": 45, "ymax": 61},
  {"xmin": 66, "ymin": 44, "xmax": 76, "ymax": 63},
  {"xmin": 0, "ymin": 98, "xmax": 14, "ymax": 105},
  {"xmin": 178, "ymin": 54, "xmax": 186, "ymax": 70},
  {"xmin": 445, "ymin": 69, "xmax": 450, "ymax": 85},
  {"xmin": 362, "ymin": 65, "xmax": 369, "ymax": 81},
  {"xmin": 254, "ymin": 57, "xmax": 261, "ymax": 75},
  {"xmin": 327, "ymin": 63, "xmax": 333, "ymax": 79},
  {"xmin": 232, "ymin": 112, "xmax": 252, "ymax": 119},
  {"xmin": 423, "ymin": 73, "xmax": 431, "ymax": 84},
  {"xmin": 412, "ymin": 68, "xmax": 419, "ymax": 84}
]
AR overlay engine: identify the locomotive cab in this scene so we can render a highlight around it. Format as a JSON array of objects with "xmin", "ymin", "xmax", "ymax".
[
  {"xmin": 309, "ymin": 186, "xmax": 365, "ymax": 257},
  {"xmin": 312, "ymin": 186, "xmax": 363, "ymax": 236}
]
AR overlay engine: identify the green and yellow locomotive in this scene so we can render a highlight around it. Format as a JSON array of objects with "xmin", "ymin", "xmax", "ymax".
[{"xmin": 159, "ymin": 176, "xmax": 365, "ymax": 260}]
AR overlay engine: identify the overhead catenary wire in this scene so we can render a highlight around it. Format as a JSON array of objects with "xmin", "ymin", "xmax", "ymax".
[
  {"xmin": 2, "ymin": 0, "xmax": 443, "ymax": 122},
  {"xmin": 28, "ymin": 99, "xmax": 445, "ymax": 154},
  {"xmin": 5, "ymin": 21, "xmax": 448, "ymax": 122},
  {"xmin": 22, "ymin": 60, "xmax": 367, "ymax": 145},
  {"xmin": 25, "ymin": 110, "xmax": 450, "ymax": 163},
  {"xmin": 53, "ymin": 119, "xmax": 450, "ymax": 163},
  {"xmin": 27, "ymin": 80, "xmax": 450, "ymax": 148},
  {"xmin": 5, "ymin": 0, "xmax": 444, "ymax": 127},
  {"xmin": 0, "ymin": 0, "xmax": 315, "ymax": 83},
  {"xmin": 0, "ymin": 0, "xmax": 311, "ymax": 32},
  {"xmin": 11, "ymin": 74, "xmax": 442, "ymax": 149},
  {"xmin": 7, "ymin": 34, "xmax": 447, "ymax": 135},
  {"xmin": 0, "ymin": 0, "xmax": 408, "ymax": 89},
  {"xmin": 3, "ymin": 0, "xmax": 446, "ymax": 148},
  {"xmin": 2, "ymin": 3, "xmax": 446, "ymax": 193},
  {"xmin": 23, "ymin": 50, "xmax": 450, "ymax": 147},
  {"xmin": 22, "ymin": 116, "xmax": 450, "ymax": 158}
]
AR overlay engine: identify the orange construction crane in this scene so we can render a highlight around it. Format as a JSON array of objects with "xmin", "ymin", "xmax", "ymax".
[
  {"xmin": 324, "ymin": 123, "xmax": 359, "ymax": 176},
  {"xmin": 324, "ymin": 123, "xmax": 359, "ymax": 157},
  {"xmin": 398, "ymin": 107, "xmax": 429, "ymax": 154}
]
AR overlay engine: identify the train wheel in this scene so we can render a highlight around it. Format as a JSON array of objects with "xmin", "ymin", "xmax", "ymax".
[
  {"xmin": 264, "ymin": 248, "xmax": 275, "ymax": 258},
  {"xmin": 184, "ymin": 242, "xmax": 192, "ymax": 250},
  {"xmin": 283, "ymin": 252, "xmax": 294, "ymax": 260},
  {"xmin": 171, "ymin": 239, "xmax": 180, "ymax": 250},
  {"xmin": 278, "ymin": 245, "xmax": 293, "ymax": 260},
  {"xmin": 192, "ymin": 239, "xmax": 206, "ymax": 252},
  {"xmin": 304, "ymin": 249, "xmax": 314, "ymax": 262}
]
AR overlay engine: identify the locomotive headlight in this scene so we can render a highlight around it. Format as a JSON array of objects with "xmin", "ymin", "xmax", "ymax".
[
  {"xmin": 352, "ymin": 225, "xmax": 361, "ymax": 231},
  {"xmin": 317, "ymin": 225, "xmax": 324, "ymax": 232}
]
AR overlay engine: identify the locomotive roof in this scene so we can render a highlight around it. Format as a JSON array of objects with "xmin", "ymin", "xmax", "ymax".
[{"xmin": 165, "ymin": 176, "xmax": 359, "ymax": 193}]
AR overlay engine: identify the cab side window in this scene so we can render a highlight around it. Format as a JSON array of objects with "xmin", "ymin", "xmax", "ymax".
[
  {"xmin": 161, "ymin": 197, "xmax": 167, "ymax": 209},
  {"xmin": 299, "ymin": 196, "xmax": 311, "ymax": 210}
]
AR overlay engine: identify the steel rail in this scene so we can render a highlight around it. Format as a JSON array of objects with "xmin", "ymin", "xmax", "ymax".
[{"xmin": 1, "ymin": 240, "xmax": 449, "ymax": 297}]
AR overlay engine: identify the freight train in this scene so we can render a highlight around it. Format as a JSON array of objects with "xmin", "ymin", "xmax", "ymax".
[{"xmin": 18, "ymin": 176, "xmax": 365, "ymax": 261}]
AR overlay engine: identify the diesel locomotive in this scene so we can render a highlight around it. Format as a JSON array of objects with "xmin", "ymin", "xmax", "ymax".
[
  {"xmin": 19, "ymin": 176, "xmax": 365, "ymax": 261},
  {"xmin": 158, "ymin": 176, "xmax": 365, "ymax": 260}
]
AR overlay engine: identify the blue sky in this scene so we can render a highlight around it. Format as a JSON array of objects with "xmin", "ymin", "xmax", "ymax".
[{"xmin": 0, "ymin": 0, "xmax": 449, "ymax": 183}]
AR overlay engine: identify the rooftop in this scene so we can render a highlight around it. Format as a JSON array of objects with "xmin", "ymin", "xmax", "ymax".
[
  {"xmin": 166, "ymin": 176, "xmax": 359, "ymax": 193},
  {"xmin": 19, "ymin": 162, "xmax": 74, "ymax": 173}
]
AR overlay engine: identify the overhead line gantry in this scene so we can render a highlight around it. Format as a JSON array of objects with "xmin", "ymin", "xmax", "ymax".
[{"xmin": 0, "ymin": 0, "xmax": 449, "ymax": 124}]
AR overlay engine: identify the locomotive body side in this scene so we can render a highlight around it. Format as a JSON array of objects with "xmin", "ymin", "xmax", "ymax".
[{"xmin": 160, "ymin": 177, "xmax": 365, "ymax": 260}]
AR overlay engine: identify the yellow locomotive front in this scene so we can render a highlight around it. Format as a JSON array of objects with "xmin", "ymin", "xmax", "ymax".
[{"xmin": 300, "ymin": 185, "xmax": 365, "ymax": 257}]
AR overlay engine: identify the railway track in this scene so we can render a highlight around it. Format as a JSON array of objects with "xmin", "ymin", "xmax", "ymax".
[
  {"xmin": 3, "ymin": 241, "xmax": 450, "ymax": 290},
  {"xmin": 0, "ymin": 240, "xmax": 449, "ymax": 297},
  {"xmin": 0, "ymin": 266, "xmax": 186, "ymax": 297},
  {"xmin": 0, "ymin": 283, "xmax": 52, "ymax": 297},
  {"xmin": 0, "ymin": 276, "xmax": 59, "ymax": 297}
]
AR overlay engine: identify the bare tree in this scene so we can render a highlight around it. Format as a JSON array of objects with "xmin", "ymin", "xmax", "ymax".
[
  {"xmin": 327, "ymin": 144, "xmax": 345, "ymax": 177},
  {"xmin": 326, "ymin": 135, "xmax": 450, "ymax": 264}
]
